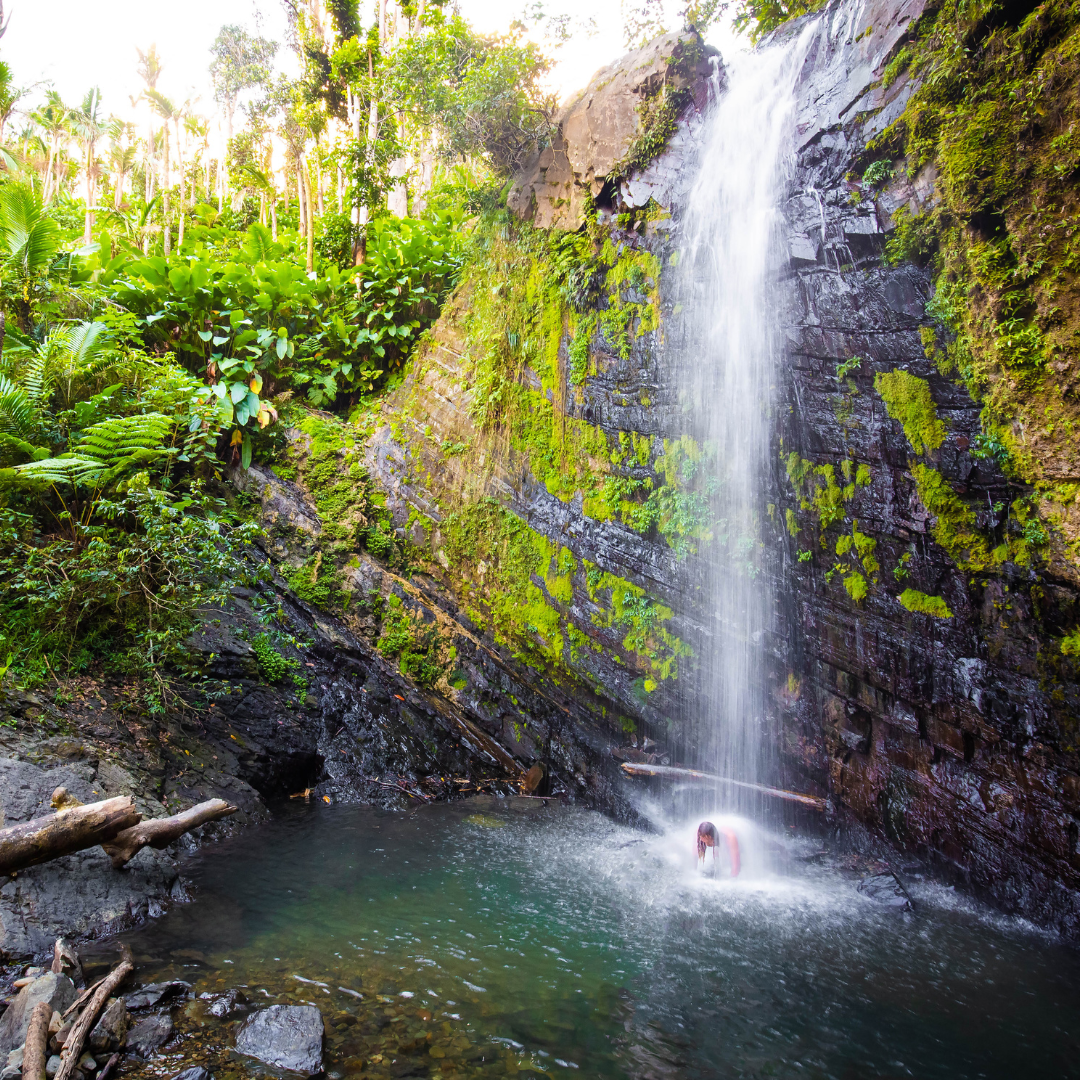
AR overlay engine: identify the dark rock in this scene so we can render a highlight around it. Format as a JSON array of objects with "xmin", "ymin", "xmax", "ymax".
[
  {"xmin": 123, "ymin": 982, "xmax": 190, "ymax": 1011},
  {"xmin": 88, "ymin": 998, "xmax": 128, "ymax": 1054},
  {"xmin": 45, "ymin": 1056, "xmax": 60, "ymax": 1079},
  {"xmin": 234, "ymin": 1005, "xmax": 324, "ymax": 1075},
  {"xmin": 0, "ymin": 974, "xmax": 76, "ymax": 1056},
  {"xmin": 857, "ymin": 871, "xmax": 913, "ymax": 912},
  {"xmin": 124, "ymin": 1015, "xmax": 174, "ymax": 1057},
  {"xmin": 170, "ymin": 1069, "xmax": 212, "ymax": 1080}
]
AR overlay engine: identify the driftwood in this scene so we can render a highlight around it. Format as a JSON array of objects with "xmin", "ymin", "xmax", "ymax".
[
  {"xmin": 0, "ymin": 797, "xmax": 140, "ymax": 875},
  {"xmin": 22, "ymin": 1001, "xmax": 52, "ymax": 1080},
  {"xmin": 102, "ymin": 799, "xmax": 238, "ymax": 869},
  {"xmin": 55, "ymin": 960, "xmax": 133, "ymax": 1080},
  {"xmin": 619, "ymin": 762, "xmax": 827, "ymax": 810}
]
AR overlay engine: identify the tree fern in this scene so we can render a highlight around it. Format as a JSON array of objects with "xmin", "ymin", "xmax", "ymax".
[
  {"xmin": 0, "ymin": 374, "xmax": 38, "ymax": 441},
  {"xmin": 5, "ymin": 412, "xmax": 174, "ymax": 490}
]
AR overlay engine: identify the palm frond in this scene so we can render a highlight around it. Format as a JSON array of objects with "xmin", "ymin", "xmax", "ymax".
[{"xmin": 0, "ymin": 181, "xmax": 60, "ymax": 279}]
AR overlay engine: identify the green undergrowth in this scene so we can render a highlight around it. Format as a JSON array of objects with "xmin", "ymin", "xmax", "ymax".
[
  {"xmin": 871, "ymin": 0, "xmax": 1080, "ymax": 566},
  {"xmin": 439, "ymin": 496, "xmax": 690, "ymax": 686},
  {"xmin": 376, "ymin": 594, "xmax": 450, "ymax": 688}
]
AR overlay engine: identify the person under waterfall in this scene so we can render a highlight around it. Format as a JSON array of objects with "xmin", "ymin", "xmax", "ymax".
[{"xmin": 697, "ymin": 821, "xmax": 741, "ymax": 877}]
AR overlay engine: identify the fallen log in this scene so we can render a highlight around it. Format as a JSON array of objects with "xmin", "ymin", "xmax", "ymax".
[
  {"xmin": 619, "ymin": 762, "xmax": 827, "ymax": 810},
  {"xmin": 101, "ymin": 799, "xmax": 238, "ymax": 869},
  {"xmin": 55, "ymin": 960, "xmax": 133, "ymax": 1080},
  {"xmin": 0, "ymin": 797, "xmax": 141, "ymax": 875},
  {"xmin": 22, "ymin": 1001, "xmax": 52, "ymax": 1080}
]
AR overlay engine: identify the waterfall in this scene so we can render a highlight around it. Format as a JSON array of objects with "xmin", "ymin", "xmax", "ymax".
[{"xmin": 674, "ymin": 25, "xmax": 816, "ymax": 814}]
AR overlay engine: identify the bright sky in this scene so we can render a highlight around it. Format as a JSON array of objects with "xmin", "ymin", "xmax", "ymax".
[{"xmin": 8, "ymin": 0, "xmax": 745, "ymax": 129}]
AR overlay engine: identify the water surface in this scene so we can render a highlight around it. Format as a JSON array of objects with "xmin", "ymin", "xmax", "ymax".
[{"xmin": 113, "ymin": 799, "xmax": 1080, "ymax": 1080}]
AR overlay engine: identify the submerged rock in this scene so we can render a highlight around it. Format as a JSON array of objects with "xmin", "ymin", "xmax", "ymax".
[
  {"xmin": 198, "ymin": 989, "xmax": 248, "ymax": 1018},
  {"xmin": 234, "ymin": 1005, "xmax": 324, "ymax": 1075},
  {"xmin": 170, "ymin": 1069, "xmax": 212, "ymax": 1080},
  {"xmin": 124, "ymin": 982, "xmax": 190, "ymax": 1011}
]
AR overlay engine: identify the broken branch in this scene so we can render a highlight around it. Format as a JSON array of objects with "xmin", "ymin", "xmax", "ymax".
[
  {"xmin": 54, "ymin": 960, "xmax": 133, "ymax": 1080},
  {"xmin": 102, "ymin": 799, "xmax": 239, "ymax": 869},
  {"xmin": 0, "ymin": 797, "xmax": 141, "ymax": 875},
  {"xmin": 22, "ymin": 1001, "xmax": 51, "ymax": 1080}
]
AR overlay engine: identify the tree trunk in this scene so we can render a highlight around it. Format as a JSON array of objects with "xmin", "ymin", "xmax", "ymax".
[
  {"xmin": 83, "ymin": 143, "xmax": 94, "ymax": 245},
  {"xmin": 54, "ymin": 961, "xmax": 133, "ymax": 1080},
  {"xmin": 22, "ymin": 1001, "xmax": 51, "ymax": 1080},
  {"xmin": 271, "ymin": 199, "xmax": 278, "ymax": 242},
  {"xmin": 102, "ymin": 799, "xmax": 237, "ymax": 869},
  {"xmin": 303, "ymin": 159, "xmax": 315, "ymax": 273},
  {"xmin": 162, "ymin": 133, "xmax": 171, "ymax": 256},
  {"xmin": 0, "ymin": 796, "xmax": 140, "ymax": 875},
  {"xmin": 296, "ymin": 163, "xmax": 306, "ymax": 240},
  {"xmin": 618, "ymin": 762, "xmax": 826, "ymax": 809}
]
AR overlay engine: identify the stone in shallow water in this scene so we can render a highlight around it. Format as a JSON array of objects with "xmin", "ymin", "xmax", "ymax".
[
  {"xmin": 235, "ymin": 1005, "xmax": 324, "ymax": 1075},
  {"xmin": 123, "ymin": 982, "xmax": 190, "ymax": 1010},
  {"xmin": 89, "ymin": 998, "xmax": 128, "ymax": 1054},
  {"xmin": 125, "ymin": 1014, "xmax": 174, "ymax": 1057},
  {"xmin": 170, "ymin": 1068, "xmax": 212, "ymax": 1080},
  {"xmin": 198, "ymin": 989, "xmax": 249, "ymax": 1018}
]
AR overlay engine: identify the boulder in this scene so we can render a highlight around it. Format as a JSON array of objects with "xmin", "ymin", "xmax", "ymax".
[
  {"xmin": 234, "ymin": 1006, "xmax": 323, "ymax": 1075},
  {"xmin": 0, "ymin": 975, "xmax": 76, "ymax": 1056},
  {"xmin": 125, "ymin": 1015, "xmax": 173, "ymax": 1057},
  {"xmin": 88, "ymin": 999, "xmax": 128, "ymax": 1054},
  {"xmin": 508, "ymin": 31, "xmax": 714, "ymax": 230}
]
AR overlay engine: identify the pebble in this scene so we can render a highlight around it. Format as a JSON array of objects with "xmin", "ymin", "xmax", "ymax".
[
  {"xmin": 45, "ymin": 1056, "xmax": 61, "ymax": 1079},
  {"xmin": 77, "ymin": 1054, "xmax": 97, "ymax": 1072}
]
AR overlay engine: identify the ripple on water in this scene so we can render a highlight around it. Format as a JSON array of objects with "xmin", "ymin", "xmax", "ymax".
[{"xmin": 101, "ymin": 799, "xmax": 1080, "ymax": 1080}]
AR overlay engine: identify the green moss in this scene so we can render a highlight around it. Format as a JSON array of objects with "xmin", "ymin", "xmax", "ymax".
[
  {"xmin": 875, "ymin": 0, "xmax": 1080, "ymax": 568},
  {"xmin": 287, "ymin": 552, "xmax": 347, "ymax": 610},
  {"xmin": 898, "ymin": 589, "xmax": 954, "ymax": 618},
  {"xmin": 910, "ymin": 464, "xmax": 993, "ymax": 570},
  {"xmin": 785, "ymin": 508, "xmax": 799, "ymax": 536},
  {"xmin": 874, "ymin": 369, "xmax": 947, "ymax": 455},
  {"xmin": 377, "ymin": 595, "xmax": 448, "ymax": 688}
]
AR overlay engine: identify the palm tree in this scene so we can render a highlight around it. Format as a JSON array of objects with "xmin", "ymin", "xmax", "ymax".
[
  {"xmin": 145, "ymin": 90, "xmax": 181, "ymax": 255},
  {"xmin": 135, "ymin": 45, "xmax": 163, "ymax": 202},
  {"xmin": 0, "ymin": 181, "xmax": 60, "ymax": 333},
  {"xmin": 106, "ymin": 121, "xmax": 138, "ymax": 209},
  {"xmin": 0, "ymin": 61, "xmax": 27, "ymax": 146},
  {"xmin": 185, "ymin": 114, "xmax": 209, "ymax": 205},
  {"xmin": 71, "ymin": 89, "xmax": 106, "ymax": 245},
  {"xmin": 36, "ymin": 93, "xmax": 72, "ymax": 204}
]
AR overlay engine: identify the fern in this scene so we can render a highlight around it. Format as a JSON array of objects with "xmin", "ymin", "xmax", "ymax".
[
  {"xmin": 0, "ymin": 375, "xmax": 38, "ymax": 441},
  {"xmin": 6, "ymin": 413, "xmax": 174, "ymax": 490}
]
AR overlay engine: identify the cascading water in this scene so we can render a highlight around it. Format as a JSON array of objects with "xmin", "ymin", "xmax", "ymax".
[{"xmin": 674, "ymin": 26, "xmax": 816, "ymax": 815}]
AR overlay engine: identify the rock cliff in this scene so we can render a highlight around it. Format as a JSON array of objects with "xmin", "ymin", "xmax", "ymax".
[{"xmin": 342, "ymin": 0, "xmax": 1080, "ymax": 934}]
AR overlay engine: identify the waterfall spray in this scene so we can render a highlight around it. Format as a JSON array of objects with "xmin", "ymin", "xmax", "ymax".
[{"xmin": 674, "ymin": 25, "xmax": 816, "ymax": 815}]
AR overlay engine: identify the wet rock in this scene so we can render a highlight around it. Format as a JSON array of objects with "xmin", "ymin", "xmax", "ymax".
[
  {"xmin": 45, "ymin": 1057, "xmax": 60, "ymax": 1079},
  {"xmin": 170, "ymin": 1069, "xmax": 212, "ymax": 1080},
  {"xmin": 234, "ymin": 1005, "xmax": 324, "ymax": 1075},
  {"xmin": 123, "ymin": 982, "xmax": 190, "ymax": 1010},
  {"xmin": 857, "ymin": 871, "xmax": 913, "ymax": 912},
  {"xmin": 198, "ymin": 990, "xmax": 248, "ymax": 1018},
  {"xmin": 0, "ymin": 974, "xmax": 76, "ymax": 1055},
  {"xmin": 88, "ymin": 998, "xmax": 128, "ymax": 1054},
  {"xmin": 125, "ymin": 1015, "xmax": 174, "ymax": 1057}
]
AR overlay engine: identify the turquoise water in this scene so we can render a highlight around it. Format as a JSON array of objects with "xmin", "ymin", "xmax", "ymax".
[{"xmin": 112, "ymin": 798, "xmax": 1080, "ymax": 1080}]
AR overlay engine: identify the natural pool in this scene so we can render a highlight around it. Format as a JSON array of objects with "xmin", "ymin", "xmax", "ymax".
[{"xmin": 106, "ymin": 797, "xmax": 1080, "ymax": 1080}]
